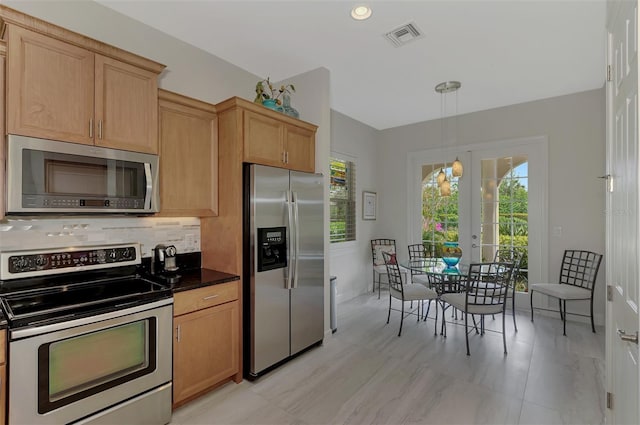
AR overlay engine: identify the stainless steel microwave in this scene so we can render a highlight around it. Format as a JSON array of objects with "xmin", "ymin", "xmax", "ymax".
[{"xmin": 6, "ymin": 135, "xmax": 159, "ymax": 214}]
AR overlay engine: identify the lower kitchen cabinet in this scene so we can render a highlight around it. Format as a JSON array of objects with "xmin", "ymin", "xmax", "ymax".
[
  {"xmin": 172, "ymin": 283, "xmax": 239, "ymax": 407},
  {"xmin": 0, "ymin": 329, "xmax": 6, "ymax": 425}
]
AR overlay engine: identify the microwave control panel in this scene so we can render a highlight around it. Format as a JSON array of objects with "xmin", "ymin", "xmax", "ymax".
[{"xmin": 257, "ymin": 227, "xmax": 287, "ymax": 272}]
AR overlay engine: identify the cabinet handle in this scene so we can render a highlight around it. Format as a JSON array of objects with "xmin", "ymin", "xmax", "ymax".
[
  {"xmin": 282, "ymin": 151, "xmax": 286, "ymax": 164},
  {"xmin": 176, "ymin": 325, "xmax": 181, "ymax": 342},
  {"xmin": 98, "ymin": 120, "xmax": 103, "ymax": 139},
  {"xmin": 89, "ymin": 119, "xmax": 94, "ymax": 138},
  {"xmin": 285, "ymin": 151, "xmax": 289, "ymax": 164},
  {"xmin": 203, "ymin": 294, "xmax": 219, "ymax": 300}
]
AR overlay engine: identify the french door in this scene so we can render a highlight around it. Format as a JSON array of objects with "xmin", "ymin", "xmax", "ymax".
[{"xmin": 409, "ymin": 136, "xmax": 548, "ymax": 301}]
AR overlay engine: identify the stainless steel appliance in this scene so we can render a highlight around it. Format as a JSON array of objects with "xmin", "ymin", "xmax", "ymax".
[
  {"xmin": 0, "ymin": 243, "xmax": 173, "ymax": 425},
  {"xmin": 244, "ymin": 164, "xmax": 324, "ymax": 379},
  {"xmin": 6, "ymin": 134, "xmax": 159, "ymax": 214}
]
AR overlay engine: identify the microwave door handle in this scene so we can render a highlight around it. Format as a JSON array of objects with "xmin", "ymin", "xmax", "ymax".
[{"xmin": 144, "ymin": 163, "xmax": 153, "ymax": 210}]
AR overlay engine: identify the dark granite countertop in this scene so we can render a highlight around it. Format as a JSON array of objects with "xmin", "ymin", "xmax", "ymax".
[
  {"xmin": 140, "ymin": 252, "xmax": 239, "ymax": 293},
  {"xmin": 163, "ymin": 268, "xmax": 240, "ymax": 293}
]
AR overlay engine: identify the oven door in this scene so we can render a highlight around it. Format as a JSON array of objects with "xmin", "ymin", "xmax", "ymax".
[{"xmin": 8, "ymin": 299, "xmax": 172, "ymax": 425}]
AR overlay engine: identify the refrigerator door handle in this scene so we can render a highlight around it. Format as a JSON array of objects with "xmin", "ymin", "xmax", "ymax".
[
  {"xmin": 292, "ymin": 191, "xmax": 300, "ymax": 289},
  {"xmin": 285, "ymin": 190, "xmax": 294, "ymax": 290}
]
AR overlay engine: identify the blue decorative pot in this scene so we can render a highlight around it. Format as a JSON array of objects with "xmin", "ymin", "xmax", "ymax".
[
  {"xmin": 262, "ymin": 99, "xmax": 280, "ymax": 111},
  {"xmin": 441, "ymin": 241, "xmax": 462, "ymax": 271}
]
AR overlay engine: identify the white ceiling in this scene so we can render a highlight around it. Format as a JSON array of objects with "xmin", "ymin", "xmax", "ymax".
[{"xmin": 97, "ymin": 0, "xmax": 607, "ymax": 130}]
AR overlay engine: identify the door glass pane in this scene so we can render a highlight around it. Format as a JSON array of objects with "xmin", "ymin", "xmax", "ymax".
[
  {"xmin": 422, "ymin": 163, "xmax": 460, "ymax": 256},
  {"xmin": 480, "ymin": 156, "xmax": 529, "ymax": 291}
]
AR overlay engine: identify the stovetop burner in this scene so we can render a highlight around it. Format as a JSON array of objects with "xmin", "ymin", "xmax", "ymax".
[{"xmin": 0, "ymin": 243, "xmax": 171, "ymax": 329}]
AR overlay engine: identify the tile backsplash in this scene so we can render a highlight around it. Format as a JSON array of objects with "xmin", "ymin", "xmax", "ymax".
[{"xmin": 0, "ymin": 216, "xmax": 201, "ymax": 257}]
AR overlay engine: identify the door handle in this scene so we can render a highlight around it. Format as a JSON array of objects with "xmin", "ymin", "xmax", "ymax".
[
  {"xmin": 617, "ymin": 329, "xmax": 639, "ymax": 344},
  {"xmin": 472, "ymin": 244, "xmax": 478, "ymax": 248}
]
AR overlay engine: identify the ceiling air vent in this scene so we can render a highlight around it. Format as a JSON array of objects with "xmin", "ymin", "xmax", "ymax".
[{"xmin": 384, "ymin": 22, "xmax": 424, "ymax": 47}]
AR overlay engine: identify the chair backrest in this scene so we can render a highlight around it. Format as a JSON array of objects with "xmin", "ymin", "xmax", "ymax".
[
  {"xmin": 465, "ymin": 262, "xmax": 514, "ymax": 307},
  {"xmin": 558, "ymin": 250, "xmax": 603, "ymax": 292},
  {"xmin": 493, "ymin": 247, "xmax": 523, "ymax": 287},
  {"xmin": 408, "ymin": 243, "xmax": 427, "ymax": 259},
  {"xmin": 382, "ymin": 251, "xmax": 404, "ymax": 298},
  {"xmin": 371, "ymin": 239, "xmax": 396, "ymax": 267}
]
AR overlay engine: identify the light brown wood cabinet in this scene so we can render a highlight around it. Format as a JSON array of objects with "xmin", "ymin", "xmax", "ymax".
[
  {"xmin": 0, "ymin": 329, "xmax": 6, "ymax": 425},
  {"xmin": 172, "ymin": 281, "xmax": 240, "ymax": 408},
  {"xmin": 239, "ymin": 100, "xmax": 316, "ymax": 172},
  {"xmin": 0, "ymin": 40, "xmax": 6, "ymax": 221},
  {"xmin": 158, "ymin": 90, "xmax": 218, "ymax": 217},
  {"xmin": 3, "ymin": 18, "xmax": 164, "ymax": 154}
]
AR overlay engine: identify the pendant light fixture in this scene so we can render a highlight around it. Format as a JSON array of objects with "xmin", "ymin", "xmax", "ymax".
[{"xmin": 435, "ymin": 80, "xmax": 462, "ymax": 196}]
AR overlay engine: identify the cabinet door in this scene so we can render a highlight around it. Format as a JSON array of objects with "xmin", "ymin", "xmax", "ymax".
[
  {"xmin": 243, "ymin": 110, "xmax": 285, "ymax": 167},
  {"xmin": 173, "ymin": 300, "xmax": 239, "ymax": 406},
  {"xmin": 95, "ymin": 55, "xmax": 158, "ymax": 153},
  {"xmin": 158, "ymin": 95, "xmax": 218, "ymax": 216},
  {"xmin": 6, "ymin": 25, "xmax": 94, "ymax": 145},
  {"xmin": 284, "ymin": 124, "xmax": 315, "ymax": 172}
]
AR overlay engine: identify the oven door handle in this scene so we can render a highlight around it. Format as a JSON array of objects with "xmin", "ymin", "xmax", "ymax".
[{"xmin": 10, "ymin": 298, "xmax": 173, "ymax": 340}]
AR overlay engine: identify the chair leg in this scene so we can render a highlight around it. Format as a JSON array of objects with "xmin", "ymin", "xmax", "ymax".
[
  {"xmin": 512, "ymin": 294, "xmax": 518, "ymax": 332},
  {"xmin": 433, "ymin": 301, "xmax": 438, "ymax": 336},
  {"xmin": 386, "ymin": 293, "xmax": 392, "ymax": 324},
  {"xmin": 562, "ymin": 300, "xmax": 567, "ymax": 336},
  {"xmin": 465, "ymin": 312, "xmax": 470, "ymax": 356},
  {"xmin": 502, "ymin": 311, "xmax": 507, "ymax": 355},
  {"xmin": 530, "ymin": 289, "xmax": 535, "ymax": 322},
  {"xmin": 558, "ymin": 299, "xmax": 564, "ymax": 321},
  {"xmin": 372, "ymin": 270, "xmax": 375, "ymax": 293},
  {"xmin": 590, "ymin": 295, "xmax": 596, "ymax": 333},
  {"xmin": 441, "ymin": 302, "xmax": 447, "ymax": 337},
  {"xmin": 398, "ymin": 300, "xmax": 405, "ymax": 337}
]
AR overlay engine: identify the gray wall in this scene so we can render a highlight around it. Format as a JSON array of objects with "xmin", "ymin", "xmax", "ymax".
[{"xmin": 329, "ymin": 110, "xmax": 379, "ymax": 302}]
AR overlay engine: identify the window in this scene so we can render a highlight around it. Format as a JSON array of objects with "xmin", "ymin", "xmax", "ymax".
[
  {"xmin": 330, "ymin": 157, "xmax": 356, "ymax": 242},
  {"xmin": 422, "ymin": 163, "xmax": 460, "ymax": 256}
]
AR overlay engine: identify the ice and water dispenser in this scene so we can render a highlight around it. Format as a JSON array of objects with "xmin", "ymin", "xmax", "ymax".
[{"xmin": 257, "ymin": 227, "xmax": 287, "ymax": 272}]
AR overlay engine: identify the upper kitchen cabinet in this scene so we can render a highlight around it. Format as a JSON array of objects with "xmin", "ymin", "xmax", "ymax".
[
  {"xmin": 218, "ymin": 97, "xmax": 317, "ymax": 173},
  {"xmin": 158, "ymin": 90, "xmax": 218, "ymax": 217},
  {"xmin": 1, "ymin": 7, "xmax": 165, "ymax": 154}
]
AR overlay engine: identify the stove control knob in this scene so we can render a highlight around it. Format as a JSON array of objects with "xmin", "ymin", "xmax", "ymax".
[
  {"xmin": 108, "ymin": 249, "xmax": 118, "ymax": 261},
  {"xmin": 35, "ymin": 255, "xmax": 48, "ymax": 267},
  {"xmin": 121, "ymin": 248, "xmax": 132, "ymax": 259},
  {"xmin": 12, "ymin": 256, "xmax": 29, "ymax": 271}
]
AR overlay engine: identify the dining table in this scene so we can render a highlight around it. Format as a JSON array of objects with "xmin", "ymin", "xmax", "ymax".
[{"xmin": 401, "ymin": 258, "xmax": 469, "ymax": 336}]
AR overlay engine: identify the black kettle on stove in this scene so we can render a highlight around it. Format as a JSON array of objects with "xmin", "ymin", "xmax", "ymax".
[{"xmin": 151, "ymin": 244, "xmax": 181, "ymax": 283}]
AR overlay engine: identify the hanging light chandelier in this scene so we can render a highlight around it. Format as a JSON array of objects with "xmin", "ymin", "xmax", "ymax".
[{"xmin": 435, "ymin": 80, "xmax": 462, "ymax": 196}]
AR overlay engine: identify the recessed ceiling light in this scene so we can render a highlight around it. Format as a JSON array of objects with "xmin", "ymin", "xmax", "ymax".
[{"xmin": 351, "ymin": 5, "xmax": 372, "ymax": 21}]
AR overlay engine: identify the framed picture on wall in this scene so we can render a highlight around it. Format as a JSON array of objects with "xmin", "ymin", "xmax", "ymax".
[{"xmin": 363, "ymin": 191, "xmax": 377, "ymax": 220}]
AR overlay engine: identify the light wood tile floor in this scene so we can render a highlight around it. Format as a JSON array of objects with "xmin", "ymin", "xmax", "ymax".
[{"xmin": 171, "ymin": 292, "xmax": 605, "ymax": 425}]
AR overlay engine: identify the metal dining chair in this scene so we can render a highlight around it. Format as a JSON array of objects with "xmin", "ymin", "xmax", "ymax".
[
  {"xmin": 407, "ymin": 243, "xmax": 430, "ymax": 286},
  {"xmin": 382, "ymin": 251, "xmax": 439, "ymax": 336},
  {"xmin": 440, "ymin": 262, "xmax": 514, "ymax": 355},
  {"xmin": 530, "ymin": 250, "xmax": 602, "ymax": 336},
  {"xmin": 371, "ymin": 239, "xmax": 401, "ymax": 299}
]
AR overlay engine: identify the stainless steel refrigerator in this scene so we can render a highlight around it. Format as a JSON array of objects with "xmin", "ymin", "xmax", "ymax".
[{"xmin": 243, "ymin": 164, "xmax": 324, "ymax": 379}]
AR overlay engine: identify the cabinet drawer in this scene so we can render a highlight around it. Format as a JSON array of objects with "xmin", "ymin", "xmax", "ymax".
[{"xmin": 174, "ymin": 281, "xmax": 238, "ymax": 316}]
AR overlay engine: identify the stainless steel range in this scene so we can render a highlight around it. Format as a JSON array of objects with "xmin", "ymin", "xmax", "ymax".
[{"xmin": 0, "ymin": 243, "xmax": 173, "ymax": 425}]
